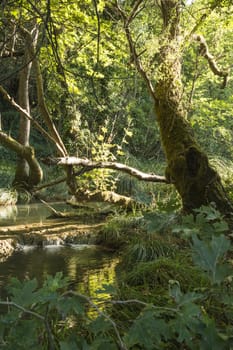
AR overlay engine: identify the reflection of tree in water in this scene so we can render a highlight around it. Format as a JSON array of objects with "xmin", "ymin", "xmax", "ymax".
[
  {"xmin": 0, "ymin": 246, "xmax": 119, "ymax": 305},
  {"xmin": 0, "ymin": 203, "xmax": 70, "ymax": 226},
  {"xmin": 0, "ymin": 205, "xmax": 17, "ymax": 221}
]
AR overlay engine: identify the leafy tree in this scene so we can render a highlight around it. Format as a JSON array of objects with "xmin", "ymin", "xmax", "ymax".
[
  {"xmin": 0, "ymin": 0, "xmax": 233, "ymax": 214},
  {"xmin": 114, "ymin": 0, "xmax": 233, "ymax": 213}
]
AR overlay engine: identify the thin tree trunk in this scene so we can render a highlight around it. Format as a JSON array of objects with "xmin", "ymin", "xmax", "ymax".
[
  {"xmin": 13, "ymin": 50, "xmax": 32, "ymax": 186},
  {"xmin": 12, "ymin": 26, "xmax": 42, "ymax": 189}
]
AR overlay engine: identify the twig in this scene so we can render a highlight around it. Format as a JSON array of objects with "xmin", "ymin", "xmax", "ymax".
[
  {"xmin": 63, "ymin": 291, "xmax": 128, "ymax": 350},
  {"xmin": 116, "ymin": 1, "xmax": 157, "ymax": 102},
  {"xmin": 92, "ymin": 0, "xmax": 101, "ymax": 65},
  {"xmin": 0, "ymin": 301, "xmax": 44, "ymax": 320},
  {"xmin": 0, "ymin": 300, "xmax": 56, "ymax": 349}
]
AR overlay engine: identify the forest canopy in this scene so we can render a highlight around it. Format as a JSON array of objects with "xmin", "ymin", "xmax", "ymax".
[{"xmin": 0, "ymin": 0, "xmax": 233, "ymax": 214}]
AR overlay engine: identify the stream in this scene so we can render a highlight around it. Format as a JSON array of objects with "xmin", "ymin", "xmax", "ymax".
[{"xmin": 0, "ymin": 203, "xmax": 118, "ymax": 299}]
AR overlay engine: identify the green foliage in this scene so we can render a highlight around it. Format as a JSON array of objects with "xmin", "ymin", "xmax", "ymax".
[
  {"xmin": 191, "ymin": 234, "xmax": 231, "ymax": 285},
  {"xmin": 0, "ymin": 208, "xmax": 233, "ymax": 349},
  {"xmin": 74, "ymin": 119, "xmax": 133, "ymax": 196},
  {"xmin": 98, "ymin": 214, "xmax": 143, "ymax": 249},
  {"xmin": 172, "ymin": 204, "xmax": 229, "ymax": 239}
]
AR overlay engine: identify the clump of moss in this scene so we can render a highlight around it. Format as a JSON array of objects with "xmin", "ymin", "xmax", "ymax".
[
  {"xmin": 122, "ymin": 238, "xmax": 178, "ymax": 267},
  {"xmin": 97, "ymin": 214, "xmax": 144, "ymax": 249},
  {"xmin": 123, "ymin": 255, "xmax": 209, "ymax": 291}
]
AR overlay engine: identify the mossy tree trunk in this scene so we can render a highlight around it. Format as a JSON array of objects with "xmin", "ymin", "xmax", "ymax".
[
  {"xmin": 118, "ymin": 0, "xmax": 232, "ymax": 214},
  {"xmin": 154, "ymin": 0, "xmax": 232, "ymax": 213}
]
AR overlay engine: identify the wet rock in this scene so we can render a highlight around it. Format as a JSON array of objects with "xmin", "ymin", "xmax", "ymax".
[{"xmin": 0, "ymin": 238, "xmax": 16, "ymax": 262}]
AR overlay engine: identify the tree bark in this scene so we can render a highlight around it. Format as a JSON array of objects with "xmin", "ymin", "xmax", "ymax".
[
  {"xmin": 118, "ymin": 0, "xmax": 233, "ymax": 214},
  {"xmin": 0, "ymin": 131, "xmax": 42, "ymax": 187},
  {"xmin": 13, "ymin": 49, "xmax": 32, "ymax": 186},
  {"xmin": 154, "ymin": 0, "xmax": 232, "ymax": 213},
  {"xmin": 11, "ymin": 24, "xmax": 43, "ymax": 189},
  {"xmin": 44, "ymin": 156, "xmax": 167, "ymax": 183}
]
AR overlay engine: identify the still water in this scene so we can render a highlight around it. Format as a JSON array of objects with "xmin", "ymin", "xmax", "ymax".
[
  {"xmin": 0, "ymin": 202, "xmax": 71, "ymax": 226},
  {"xmin": 0, "ymin": 203, "xmax": 118, "ymax": 299},
  {"xmin": 0, "ymin": 245, "xmax": 118, "ymax": 299}
]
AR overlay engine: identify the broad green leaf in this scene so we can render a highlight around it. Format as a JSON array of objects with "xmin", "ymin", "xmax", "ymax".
[
  {"xmin": 89, "ymin": 316, "xmax": 112, "ymax": 334},
  {"xmin": 7, "ymin": 278, "xmax": 38, "ymax": 306},
  {"xmin": 60, "ymin": 341, "xmax": 79, "ymax": 350},
  {"xmin": 57, "ymin": 295, "xmax": 85, "ymax": 315},
  {"xmin": 191, "ymin": 234, "xmax": 231, "ymax": 284},
  {"xmin": 199, "ymin": 321, "xmax": 230, "ymax": 350},
  {"xmin": 124, "ymin": 308, "xmax": 168, "ymax": 349}
]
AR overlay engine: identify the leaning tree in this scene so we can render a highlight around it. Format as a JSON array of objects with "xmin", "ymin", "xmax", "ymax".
[{"xmin": 113, "ymin": 0, "xmax": 233, "ymax": 214}]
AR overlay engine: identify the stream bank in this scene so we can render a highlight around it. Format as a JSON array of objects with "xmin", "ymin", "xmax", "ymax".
[
  {"xmin": 0, "ymin": 220, "xmax": 105, "ymax": 261},
  {"xmin": 0, "ymin": 202, "xmax": 110, "ymax": 261}
]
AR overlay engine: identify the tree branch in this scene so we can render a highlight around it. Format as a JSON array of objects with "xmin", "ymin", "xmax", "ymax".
[
  {"xmin": 0, "ymin": 85, "xmax": 65, "ymax": 156},
  {"xmin": 193, "ymin": 34, "xmax": 229, "ymax": 88},
  {"xmin": 17, "ymin": 25, "xmax": 68, "ymax": 156},
  {"xmin": 92, "ymin": 0, "xmax": 101, "ymax": 66},
  {"xmin": 0, "ymin": 130, "xmax": 43, "ymax": 186},
  {"xmin": 46, "ymin": 156, "xmax": 168, "ymax": 183},
  {"xmin": 62, "ymin": 290, "xmax": 127, "ymax": 350},
  {"xmin": 116, "ymin": 1, "xmax": 157, "ymax": 102}
]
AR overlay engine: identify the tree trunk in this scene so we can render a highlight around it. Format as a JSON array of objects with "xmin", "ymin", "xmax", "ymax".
[
  {"xmin": 154, "ymin": 0, "xmax": 232, "ymax": 213},
  {"xmin": 13, "ymin": 50, "xmax": 32, "ymax": 186},
  {"xmin": 13, "ymin": 27, "xmax": 43, "ymax": 189},
  {"xmin": 0, "ymin": 131, "xmax": 42, "ymax": 187}
]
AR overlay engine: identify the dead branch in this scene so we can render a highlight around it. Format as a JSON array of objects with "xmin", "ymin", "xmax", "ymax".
[
  {"xmin": 193, "ymin": 34, "xmax": 229, "ymax": 88},
  {"xmin": 34, "ymin": 167, "xmax": 91, "ymax": 191},
  {"xmin": 46, "ymin": 156, "xmax": 168, "ymax": 183}
]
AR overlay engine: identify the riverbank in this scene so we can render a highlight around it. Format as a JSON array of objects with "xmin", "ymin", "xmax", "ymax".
[{"xmin": 0, "ymin": 219, "xmax": 105, "ymax": 262}]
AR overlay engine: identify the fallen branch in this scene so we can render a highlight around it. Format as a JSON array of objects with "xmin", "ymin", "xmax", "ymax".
[{"xmin": 46, "ymin": 156, "xmax": 168, "ymax": 183}]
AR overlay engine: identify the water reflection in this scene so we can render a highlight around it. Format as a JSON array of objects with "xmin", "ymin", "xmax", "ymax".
[
  {"xmin": 0, "ymin": 205, "xmax": 17, "ymax": 221},
  {"xmin": 0, "ymin": 202, "xmax": 70, "ymax": 226},
  {"xmin": 0, "ymin": 245, "xmax": 118, "ymax": 301}
]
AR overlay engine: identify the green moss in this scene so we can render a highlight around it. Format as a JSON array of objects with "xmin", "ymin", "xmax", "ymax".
[
  {"xmin": 123, "ymin": 255, "xmax": 209, "ymax": 291},
  {"xmin": 97, "ymin": 214, "xmax": 144, "ymax": 250}
]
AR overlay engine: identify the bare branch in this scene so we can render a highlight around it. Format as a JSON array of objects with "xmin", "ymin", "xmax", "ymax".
[
  {"xmin": 92, "ymin": 0, "xmax": 101, "ymax": 65},
  {"xmin": 193, "ymin": 34, "xmax": 229, "ymax": 88},
  {"xmin": 63, "ymin": 290, "xmax": 127, "ymax": 350},
  {"xmin": 34, "ymin": 167, "xmax": 90, "ymax": 191},
  {"xmin": 0, "ymin": 301, "xmax": 44, "ymax": 320},
  {"xmin": 127, "ymin": 0, "xmax": 145, "ymax": 25},
  {"xmin": 116, "ymin": 1, "xmax": 157, "ymax": 102},
  {"xmin": 47, "ymin": 156, "xmax": 168, "ymax": 183}
]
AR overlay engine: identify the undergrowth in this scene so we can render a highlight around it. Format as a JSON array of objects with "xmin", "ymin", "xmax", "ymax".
[{"xmin": 0, "ymin": 205, "xmax": 232, "ymax": 349}]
